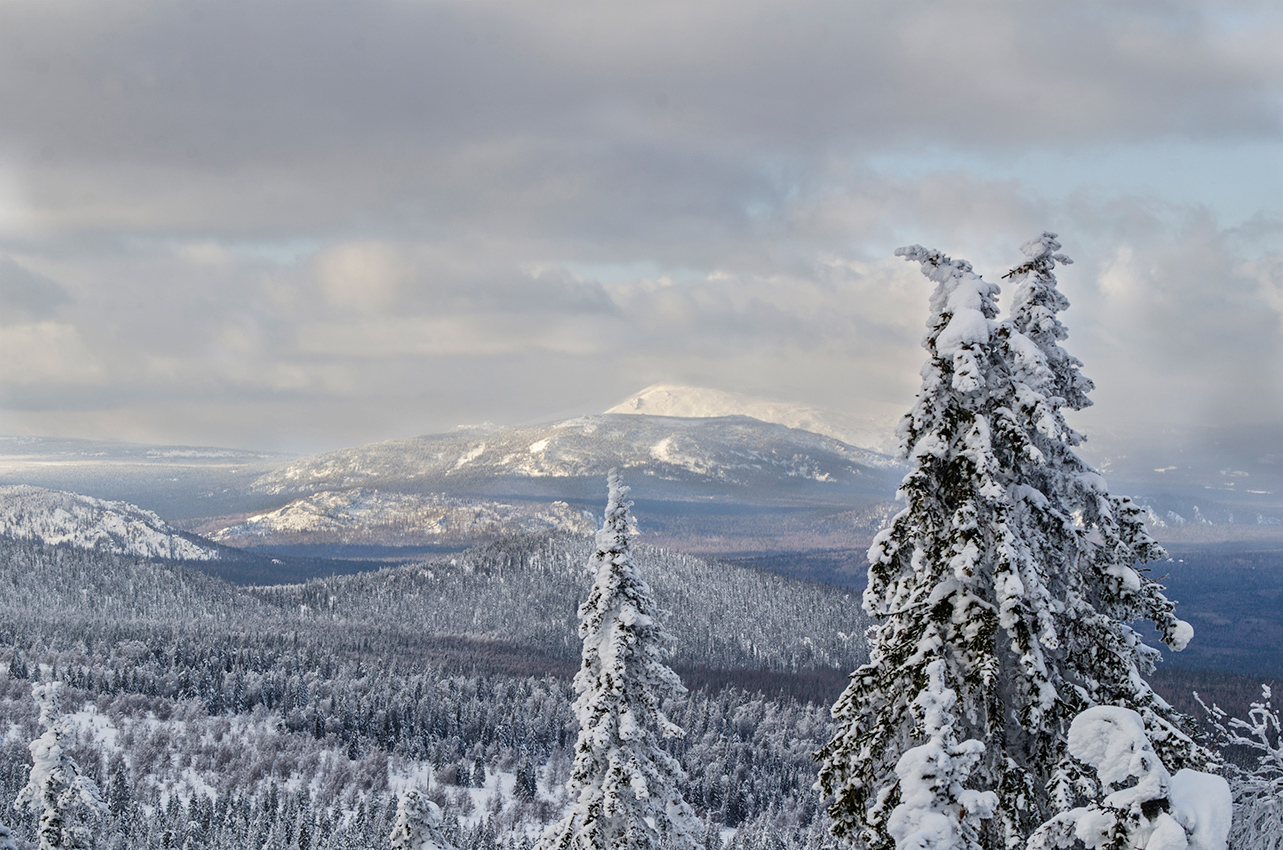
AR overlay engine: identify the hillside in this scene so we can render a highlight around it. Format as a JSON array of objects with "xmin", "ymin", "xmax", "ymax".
[
  {"xmin": 253, "ymin": 533, "xmax": 869, "ymax": 675},
  {"xmin": 0, "ymin": 484, "xmax": 221, "ymax": 561},
  {"xmin": 248, "ymin": 414, "xmax": 898, "ymax": 504},
  {"xmin": 210, "ymin": 488, "xmax": 596, "ymax": 549},
  {"xmin": 0, "ymin": 534, "xmax": 846, "ymax": 850}
]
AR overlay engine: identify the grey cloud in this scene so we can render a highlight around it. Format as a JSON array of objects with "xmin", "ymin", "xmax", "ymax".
[
  {"xmin": 1, "ymin": 1, "xmax": 1280, "ymax": 240},
  {"xmin": 0, "ymin": 256, "xmax": 71, "ymax": 320},
  {"xmin": 1, "ymin": 2, "xmax": 1282, "ymax": 451}
]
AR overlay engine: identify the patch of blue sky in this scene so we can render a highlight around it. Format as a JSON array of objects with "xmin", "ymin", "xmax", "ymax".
[
  {"xmin": 867, "ymin": 137, "xmax": 1283, "ymax": 234},
  {"xmin": 561, "ymin": 260, "xmax": 705, "ymax": 286}
]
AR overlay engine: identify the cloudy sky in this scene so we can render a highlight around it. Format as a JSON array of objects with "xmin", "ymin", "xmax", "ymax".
[{"xmin": 1, "ymin": 1, "xmax": 1281, "ymax": 454}]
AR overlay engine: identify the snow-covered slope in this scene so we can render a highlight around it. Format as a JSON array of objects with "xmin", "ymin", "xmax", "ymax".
[
  {"xmin": 249, "ymin": 413, "xmax": 898, "ymax": 501},
  {"xmin": 606, "ymin": 384, "xmax": 902, "ymax": 455},
  {"xmin": 0, "ymin": 484, "xmax": 220, "ymax": 560},
  {"xmin": 212, "ymin": 489, "xmax": 596, "ymax": 547}
]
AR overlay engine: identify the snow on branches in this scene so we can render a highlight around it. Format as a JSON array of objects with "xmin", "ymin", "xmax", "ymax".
[
  {"xmin": 818, "ymin": 235, "xmax": 1210, "ymax": 850},
  {"xmin": 1196, "ymin": 685, "xmax": 1283, "ymax": 849},
  {"xmin": 887, "ymin": 661, "xmax": 997, "ymax": 850},
  {"xmin": 390, "ymin": 788, "xmax": 455, "ymax": 850},
  {"xmin": 538, "ymin": 470, "xmax": 699, "ymax": 850}
]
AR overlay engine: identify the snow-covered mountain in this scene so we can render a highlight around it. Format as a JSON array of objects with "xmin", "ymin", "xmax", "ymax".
[
  {"xmin": 249, "ymin": 413, "xmax": 898, "ymax": 502},
  {"xmin": 212, "ymin": 488, "xmax": 597, "ymax": 547},
  {"xmin": 0, "ymin": 484, "xmax": 221, "ymax": 560},
  {"xmin": 606, "ymin": 384, "xmax": 902, "ymax": 455}
]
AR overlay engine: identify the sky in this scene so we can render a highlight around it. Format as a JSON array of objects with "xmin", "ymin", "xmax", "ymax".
[{"xmin": 1, "ymin": 1, "xmax": 1282, "ymax": 455}]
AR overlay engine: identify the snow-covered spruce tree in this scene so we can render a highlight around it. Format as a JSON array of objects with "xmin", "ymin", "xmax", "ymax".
[
  {"xmin": 999, "ymin": 233, "xmax": 1211, "ymax": 817},
  {"xmin": 886, "ymin": 660, "xmax": 998, "ymax": 850},
  {"xmin": 538, "ymin": 470, "xmax": 699, "ymax": 850},
  {"xmin": 817, "ymin": 240, "xmax": 1209, "ymax": 850},
  {"xmin": 390, "ymin": 789, "xmax": 454, "ymax": 850},
  {"xmin": 0, "ymin": 823, "xmax": 17, "ymax": 850},
  {"xmin": 14, "ymin": 682, "xmax": 107, "ymax": 850}
]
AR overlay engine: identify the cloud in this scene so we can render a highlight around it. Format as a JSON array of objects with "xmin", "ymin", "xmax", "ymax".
[
  {"xmin": 0, "ymin": 256, "xmax": 71, "ymax": 320},
  {"xmin": 0, "ymin": 322, "xmax": 100, "ymax": 386},
  {"xmin": 314, "ymin": 241, "xmax": 408, "ymax": 313},
  {"xmin": 0, "ymin": 2, "xmax": 1281, "ymax": 450},
  {"xmin": 1, "ymin": 2, "xmax": 1280, "ymax": 238}
]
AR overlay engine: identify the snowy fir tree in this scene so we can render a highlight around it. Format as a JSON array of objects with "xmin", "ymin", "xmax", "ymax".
[
  {"xmin": 999, "ymin": 233, "xmax": 1211, "ymax": 825},
  {"xmin": 886, "ymin": 660, "xmax": 997, "ymax": 850},
  {"xmin": 538, "ymin": 470, "xmax": 699, "ymax": 850},
  {"xmin": 817, "ymin": 238, "xmax": 1212, "ymax": 850},
  {"xmin": 389, "ymin": 788, "xmax": 454, "ymax": 850},
  {"xmin": 14, "ymin": 682, "xmax": 107, "ymax": 850},
  {"xmin": 0, "ymin": 823, "xmax": 17, "ymax": 850}
]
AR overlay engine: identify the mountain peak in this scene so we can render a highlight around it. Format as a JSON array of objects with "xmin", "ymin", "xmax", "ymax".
[{"xmin": 605, "ymin": 384, "xmax": 900, "ymax": 454}]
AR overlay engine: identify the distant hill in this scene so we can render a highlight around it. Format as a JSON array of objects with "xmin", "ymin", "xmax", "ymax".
[
  {"xmin": 0, "ymin": 527, "xmax": 870, "ymax": 680},
  {"xmin": 0, "ymin": 484, "xmax": 222, "ymax": 561},
  {"xmin": 254, "ymin": 532, "xmax": 871, "ymax": 674},
  {"xmin": 248, "ymin": 413, "xmax": 898, "ymax": 505},
  {"xmin": 0, "ymin": 435, "xmax": 291, "ymax": 519},
  {"xmin": 211, "ymin": 488, "xmax": 597, "ymax": 548}
]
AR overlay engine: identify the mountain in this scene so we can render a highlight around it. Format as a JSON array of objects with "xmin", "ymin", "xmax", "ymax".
[
  {"xmin": 248, "ymin": 413, "xmax": 898, "ymax": 505},
  {"xmin": 606, "ymin": 383, "xmax": 902, "ymax": 455},
  {"xmin": 0, "ymin": 525, "xmax": 868, "ymax": 683},
  {"xmin": 0, "ymin": 484, "xmax": 222, "ymax": 561},
  {"xmin": 210, "ymin": 488, "xmax": 597, "ymax": 548}
]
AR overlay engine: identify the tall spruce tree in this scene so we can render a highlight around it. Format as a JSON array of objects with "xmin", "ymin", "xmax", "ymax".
[
  {"xmin": 998, "ymin": 233, "xmax": 1210, "ymax": 825},
  {"xmin": 538, "ymin": 470, "xmax": 698, "ymax": 850},
  {"xmin": 817, "ymin": 239, "xmax": 1209, "ymax": 850}
]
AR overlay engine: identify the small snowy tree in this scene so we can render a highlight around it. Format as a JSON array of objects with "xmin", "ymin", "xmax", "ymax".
[
  {"xmin": 0, "ymin": 823, "xmax": 18, "ymax": 850},
  {"xmin": 1027, "ymin": 706, "xmax": 1229, "ymax": 850},
  {"xmin": 14, "ymin": 682, "xmax": 107, "ymax": 850},
  {"xmin": 538, "ymin": 470, "xmax": 699, "ymax": 850},
  {"xmin": 817, "ymin": 239, "xmax": 1210, "ymax": 850},
  {"xmin": 390, "ymin": 789, "xmax": 454, "ymax": 850}
]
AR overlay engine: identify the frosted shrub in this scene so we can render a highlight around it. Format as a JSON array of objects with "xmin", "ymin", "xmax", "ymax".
[
  {"xmin": 1028, "ymin": 707, "xmax": 1229, "ymax": 850},
  {"xmin": 1196, "ymin": 685, "xmax": 1283, "ymax": 850}
]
